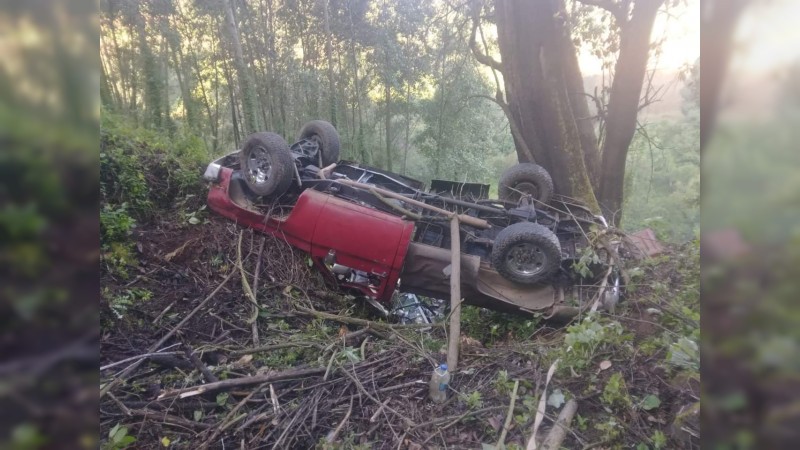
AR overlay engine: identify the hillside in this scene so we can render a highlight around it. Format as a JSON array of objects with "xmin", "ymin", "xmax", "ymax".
[{"xmin": 99, "ymin": 120, "xmax": 699, "ymax": 449}]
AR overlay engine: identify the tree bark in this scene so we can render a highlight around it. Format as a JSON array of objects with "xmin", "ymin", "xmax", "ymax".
[
  {"xmin": 384, "ymin": 53, "xmax": 393, "ymax": 171},
  {"xmin": 222, "ymin": 0, "xmax": 259, "ymax": 135},
  {"xmin": 323, "ymin": 0, "xmax": 337, "ymax": 126},
  {"xmin": 495, "ymin": 0, "xmax": 599, "ymax": 212},
  {"xmin": 597, "ymin": 0, "xmax": 664, "ymax": 223}
]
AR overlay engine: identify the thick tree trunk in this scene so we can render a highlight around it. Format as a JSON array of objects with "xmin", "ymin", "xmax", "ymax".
[
  {"xmin": 495, "ymin": 0, "xmax": 599, "ymax": 212},
  {"xmin": 597, "ymin": 0, "xmax": 664, "ymax": 223}
]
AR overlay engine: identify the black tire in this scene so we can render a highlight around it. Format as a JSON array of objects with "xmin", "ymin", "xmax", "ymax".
[
  {"xmin": 491, "ymin": 222, "xmax": 561, "ymax": 285},
  {"xmin": 498, "ymin": 163, "xmax": 554, "ymax": 205},
  {"xmin": 297, "ymin": 120, "xmax": 340, "ymax": 166},
  {"xmin": 239, "ymin": 132, "xmax": 295, "ymax": 198}
]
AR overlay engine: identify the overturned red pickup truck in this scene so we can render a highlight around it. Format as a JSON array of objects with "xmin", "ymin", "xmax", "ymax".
[{"xmin": 205, "ymin": 120, "xmax": 619, "ymax": 319}]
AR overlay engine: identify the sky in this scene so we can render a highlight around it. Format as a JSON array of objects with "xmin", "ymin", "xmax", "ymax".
[
  {"xmin": 730, "ymin": 0, "xmax": 800, "ymax": 75},
  {"xmin": 577, "ymin": 0, "xmax": 700, "ymax": 76}
]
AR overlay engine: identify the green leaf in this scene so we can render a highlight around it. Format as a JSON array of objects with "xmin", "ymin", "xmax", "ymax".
[
  {"xmin": 216, "ymin": 392, "xmax": 229, "ymax": 406},
  {"xmin": 641, "ymin": 394, "xmax": 661, "ymax": 411},
  {"xmin": 161, "ymin": 436, "xmax": 171, "ymax": 447},
  {"xmin": 188, "ymin": 216, "xmax": 200, "ymax": 225},
  {"xmin": 108, "ymin": 423, "xmax": 120, "ymax": 440},
  {"xmin": 112, "ymin": 426, "xmax": 129, "ymax": 444},
  {"xmin": 193, "ymin": 410, "xmax": 204, "ymax": 421}
]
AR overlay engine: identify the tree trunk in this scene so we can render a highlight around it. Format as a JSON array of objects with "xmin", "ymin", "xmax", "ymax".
[
  {"xmin": 402, "ymin": 82, "xmax": 411, "ymax": 175},
  {"xmin": 384, "ymin": 76, "xmax": 392, "ymax": 171},
  {"xmin": 597, "ymin": 0, "xmax": 665, "ymax": 223},
  {"xmin": 323, "ymin": 0, "xmax": 337, "ymax": 126},
  {"xmin": 222, "ymin": 0, "xmax": 259, "ymax": 135},
  {"xmin": 495, "ymin": 0, "xmax": 599, "ymax": 212}
]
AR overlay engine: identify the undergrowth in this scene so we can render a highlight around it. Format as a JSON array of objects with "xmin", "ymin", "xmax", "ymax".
[{"xmin": 100, "ymin": 111, "xmax": 209, "ymax": 280}]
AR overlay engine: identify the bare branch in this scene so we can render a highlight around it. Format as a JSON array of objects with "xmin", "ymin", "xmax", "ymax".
[
  {"xmin": 469, "ymin": 10, "xmax": 503, "ymax": 72},
  {"xmin": 576, "ymin": 0, "xmax": 629, "ymax": 25},
  {"xmin": 469, "ymin": 94, "xmax": 536, "ymax": 162}
]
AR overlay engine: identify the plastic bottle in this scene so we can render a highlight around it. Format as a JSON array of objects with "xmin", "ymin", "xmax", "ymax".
[{"xmin": 429, "ymin": 363, "xmax": 450, "ymax": 403}]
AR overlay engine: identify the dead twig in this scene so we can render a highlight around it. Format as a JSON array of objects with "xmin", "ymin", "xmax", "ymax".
[
  {"xmin": 101, "ymin": 269, "xmax": 236, "ymax": 399},
  {"xmin": 201, "ymin": 383, "xmax": 267, "ymax": 449},
  {"xmin": 337, "ymin": 363, "xmax": 416, "ymax": 428},
  {"xmin": 325, "ymin": 398, "xmax": 353, "ymax": 443},
  {"xmin": 157, "ymin": 366, "xmax": 326, "ymax": 400},
  {"xmin": 183, "ymin": 344, "xmax": 218, "ymax": 383},
  {"xmin": 295, "ymin": 305, "xmax": 443, "ymax": 330},
  {"xmin": 251, "ymin": 236, "xmax": 266, "ymax": 345},
  {"xmin": 237, "ymin": 231, "xmax": 259, "ymax": 325},
  {"xmin": 497, "ymin": 379, "xmax": 520, "ymax": 448},
  {"xmin": 100, "ymin": 346, "xmax": 182, "ymax": 371},
  {"xmin": 228, "ymin": 341, "xmax": 322, "ymax": 356},
  {"xmin": 526, "ymin": 359, "xmax": 560, "ymax": 450}
]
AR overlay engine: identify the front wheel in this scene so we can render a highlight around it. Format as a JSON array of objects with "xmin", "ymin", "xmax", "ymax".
[
  {"xmin": 491, "ymin": 222, "xmax": 561, "ymax": 285},
  {"xmin": 239, "ymin": 132, "xmax": 295, "ymax": 198}
]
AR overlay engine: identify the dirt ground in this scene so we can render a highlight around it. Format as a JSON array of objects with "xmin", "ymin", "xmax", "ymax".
[{"xmin": 100, "ymin": 210, "xmax": 698, "ymax": 449}]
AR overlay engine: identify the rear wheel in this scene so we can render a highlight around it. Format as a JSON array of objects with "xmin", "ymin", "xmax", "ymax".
[
  {"xmin": 239, "ymin": 132, "xmax": 295, "ymax": 198},
  {"xmin": 297, "ymin": 120, "xmax": 340, "ymax": 166},
  {"xmin": 498, "ymin": 163, "xmax": 554, "ymax": 206},
  {"xmin": 491, "ymin": 222, "xmax": 561, "ymax": 285}
]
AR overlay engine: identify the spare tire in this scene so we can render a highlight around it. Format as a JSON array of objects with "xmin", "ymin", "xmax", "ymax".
[
  {"xmin": 491, "ymin": 222, "xmax": 561, "ymax": 285},
  {"xmin": 297, "ymin": 120, "xmax": 340, "ymax": 166},
  {"xmin": 239, "ymin": 132, "xmax": 295, "ymax": 198},
  {"xmin": 498, "ymin": 163, "xmax": 554, "ymax": 205}
]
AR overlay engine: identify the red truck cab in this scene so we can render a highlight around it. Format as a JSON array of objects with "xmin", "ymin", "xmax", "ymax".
[{"xmin": 208, "ymin": 166, "xmax": 414, "ymax": 302}]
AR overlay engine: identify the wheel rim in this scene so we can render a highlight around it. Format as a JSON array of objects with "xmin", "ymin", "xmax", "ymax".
[
  {"xmin": 246, "ymin": 146, "xmax": 272, "ymax": 185},
  {"xmin": 513, "ymin": 182, "xmax": 540, "ymax": 202},
  {"xmin": 505, "ymin": 242, "xmax": 548, "ymax": 277}
]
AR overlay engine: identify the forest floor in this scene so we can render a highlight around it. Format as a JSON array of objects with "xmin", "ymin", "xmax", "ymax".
[
  {"xmin": 100, "ymin": 211, "xmax": 699, "ymax": 449},
  {"xmin": 99, "ymin": 126, "xmax": 700, "ymax": 450}
]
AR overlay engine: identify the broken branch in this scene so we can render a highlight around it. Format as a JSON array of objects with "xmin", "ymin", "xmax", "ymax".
[
  {"xmin": 158, "ymin": 366, "xmax": 326, "ymax": 400},
  {"xmin": 101, "ymin": 269, "xmax": 236, "ymax": 399}
]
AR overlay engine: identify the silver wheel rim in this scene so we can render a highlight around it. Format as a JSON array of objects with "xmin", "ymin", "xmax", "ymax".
[
  {"xmin": 246, "ymin": 146, "xmax": 272, "ymax": 185},
  {"xmin": 514, "ymin": 182, "xmax": 539, "ymax": 201},
  {"xmin": 505, "ymin": 242, "xmax": 547, "ymax": 277}
]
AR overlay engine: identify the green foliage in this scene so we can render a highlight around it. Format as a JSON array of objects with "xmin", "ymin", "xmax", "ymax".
[
  {"xmin": 640, "ymin": 394, "xmax": 662, "ymax": 411},
  {"xmin": 462, "ymin": 390, "xmax": 483, "ymax": 409},
  {"xmin": 100, "ymin": 203, "xmax": 136, "ymax": 243},
  {"xmin": 561, "ymin": 314, "xmax": 627, "ymax": 371},
  {"xmin": 103, "ymin": 423, "xmax": 137, "ymax": 450},
  {"xmin": 7, "ymin": 423, "xmax": 48, "ymax": 450},
  {"xmin": 493, "ymin": 370, "xmax": 515, "ymax": 396},
  {"xmin": 623, "ymin": 61, "xmax": 700, "ymax": 242},
  {"xmin": 601, "ymin": 372, "xmax": 632, "ymax": 409},
  {"xmin": 593, "ymin": 415, "xmax": 622, "ymax": 443},
  {"xmin": 461, "ymin": 306, "xmax": 541, "ymax": 345},
  {"xmin": 666, "ymin": 336, "xmax": 699, "ymax": 372},
  {"xmin": 103, "ymin": 287, "xmax": 152, "ymax": 320}
]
